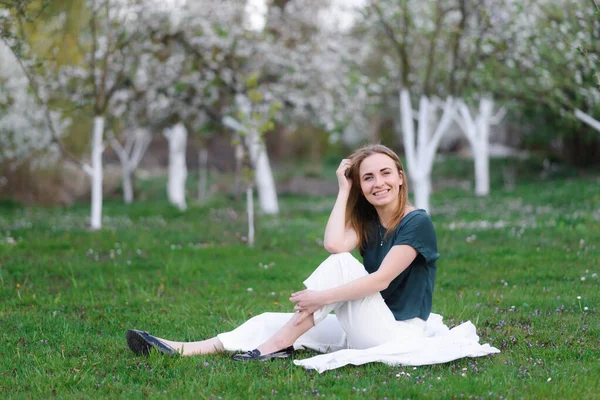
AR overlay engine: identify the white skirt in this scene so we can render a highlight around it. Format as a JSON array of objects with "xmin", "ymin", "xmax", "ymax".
[{"xmin": 218, "ymin": 253, "xmax": 500, "ymax": 373}]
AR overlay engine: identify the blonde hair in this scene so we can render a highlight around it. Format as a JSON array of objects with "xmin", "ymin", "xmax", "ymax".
[{"xmin": 345, "ymin": 144, "xmax": 410, "ymax": 250}]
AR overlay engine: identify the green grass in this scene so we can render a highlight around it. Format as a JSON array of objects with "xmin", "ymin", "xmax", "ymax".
[{"xmin": 0, "ymin": 157, "xmax": 599, "ymax": 399}]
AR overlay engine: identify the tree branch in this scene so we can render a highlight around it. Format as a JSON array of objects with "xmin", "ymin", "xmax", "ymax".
[
  {"xmin": 2, "ymin": 37, "xmax": 85, "ymax": 170},
  {"xmin": 458, "ymin": 21, "xmax": 489, "ymax": 95},
  {"xmin": 490, "ymin": 106, "xmax": 507, "ymax": 125},
  {"xmin": 89, "ymin": 0, "xmax": 99, "ymax": 111},
  {"xmin": 371, "ymin": 1, "xmax": 409, "ymax": 86},
  {"xmin": 107, "ymin": 129, "xmax": 128, "ymax": 163},
  {"xmin": 575, "ymin": 109, "xmax": 600, "ymax": 132},
  {"xmin": 448, "ymin": 0, "xmax": 467, "ymax": 95},
  {"xmin": 98, "ymin": 0, "xmax": 111, "ymax": 113},
  {"xmin": 400, "ymin": 0, "xmax": 411, "ymax": 86},
  {"xmin": 423, "ymin": 0, "xmax": 446, "ymax": 96}
]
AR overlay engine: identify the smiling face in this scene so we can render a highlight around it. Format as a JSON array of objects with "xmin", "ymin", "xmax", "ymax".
[{"xmin": 358, "ymin": 153, "xmax": 403, "ymax": 210}]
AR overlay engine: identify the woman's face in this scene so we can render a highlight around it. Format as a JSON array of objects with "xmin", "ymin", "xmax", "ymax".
[{"xmin": 358, "ymin": 153, "xmax": 403, "ymax": 209}]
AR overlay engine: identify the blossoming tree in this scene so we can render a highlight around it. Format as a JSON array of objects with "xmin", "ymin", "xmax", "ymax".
[
  {"xmin": 355, "ymin": 0, "xmax": 529, "ymax": 207},
  {"xmin": 0, "ymin": 40, "xmax": 69, "ymax": 168}
]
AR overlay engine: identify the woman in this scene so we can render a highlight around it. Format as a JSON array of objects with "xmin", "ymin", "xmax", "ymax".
[{"xmin": 126, "ymin": 144, "xmax": 497, "ymax": 369}]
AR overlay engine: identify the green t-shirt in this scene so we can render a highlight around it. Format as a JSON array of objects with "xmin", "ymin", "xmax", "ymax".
[{"xmin": 360, "ymin": 209, "xmax": 439, "ymax": 321}]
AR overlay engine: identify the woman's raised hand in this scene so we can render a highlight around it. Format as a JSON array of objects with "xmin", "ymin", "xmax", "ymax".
[{"xmin": 336, "ymin": 159, "xmax": 352, "ymax": 193}]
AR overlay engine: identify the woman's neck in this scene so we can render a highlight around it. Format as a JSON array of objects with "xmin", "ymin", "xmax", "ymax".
[
  {"xmin": 375, "ymin": 204, "xmax": 397, "ymax": 228},
  {"xmin": 376, "ymin": 203, "xmax": 416, "ymax": 228}
]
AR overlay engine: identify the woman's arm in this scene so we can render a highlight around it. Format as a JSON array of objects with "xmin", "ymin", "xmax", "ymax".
[
  {"xmin": 323, "ymin": 191, "xmax": 358, "ymax": 253},
  {"xmin": 323, "ymin": 159, "xmax": 358, "ymax": 253},
  {"xmin": 290, "ymin": 245, "xmax": 418, "ymax": 318},
  {"xmin": 323, "ymin": 245, "xmax": 417, "ymax": 303}
]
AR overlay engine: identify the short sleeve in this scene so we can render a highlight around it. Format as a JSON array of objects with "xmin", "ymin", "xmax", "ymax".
[{"xmin": 392, "ymin": 211, "xmax": 439, "ymax": 264}]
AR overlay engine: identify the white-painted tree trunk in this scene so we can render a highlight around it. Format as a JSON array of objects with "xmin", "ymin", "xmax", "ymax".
[
  {"xmin": 198, "ymin": 148, "xmax": 208, "ymax": 202},
  {"xmin": 247, "ymin": 127, "xmax": 279, "ymax": 215},
  {"xmin": 575, "ymin": 109, "xmax": 600, "ymax": 133},
  {"xmin": 222, "ymin": 116, "xmax": 279, "ymax": 215},
  {"xmin": 110, "ymin": 128, "xmax": 151, "ymax": 204},
  {"xmin": 455, "ymin": 98, "xmax": 499, "ymax": 197},
  {"xmin": 122, "ymin": 166, "xmax": 133, "ymax": 204},
  {"xmin": 164, "ymin": 123, "xmax": 188, "ymax": 211},
  {"xmin": 90, "ymin": 116, "xmax": 104, "ymax": 230},
  {"xmin": 399, "ymin": 89, "xmax": 456, "ymax": 212},
  {"xmin": 234, "ymin": 142, "xmax": 244, "ymax": 200},
  {"xmin": 473, "ymin": 149, "xmax": 489, "ymax": 196},
  {"xmin": 412, "ymin": 178, "xmax": 431, "ymax": 214},
  {"xmin": 246, "ymin": 185, "xmax": 255, "ymax": 247}
]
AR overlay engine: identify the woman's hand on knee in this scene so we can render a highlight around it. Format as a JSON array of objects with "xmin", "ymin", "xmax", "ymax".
[{"xmin": 290, "ymin": 289, "xmax": 326, "ymax": 324}]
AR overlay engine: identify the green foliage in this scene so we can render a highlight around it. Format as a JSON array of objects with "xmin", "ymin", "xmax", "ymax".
[
  {"xmin": 0, "ymin": 159, "xmax": 598, "ymax": 398},
  {"xmin": 502, "ymin": 1, "xmax": 600, "ymax": 166},
  {"xmin": 244, "ymin": 72, "xmax": 260, "ymax": 90}
]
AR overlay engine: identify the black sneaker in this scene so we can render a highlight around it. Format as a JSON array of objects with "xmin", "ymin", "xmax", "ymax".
[
  {"xmin": 232, "ymin": 346, "xmax": 295, "ymax": 362},
  {"xmin": 126, "ymin": 329, "xmax": 177, "ymax": 356}
]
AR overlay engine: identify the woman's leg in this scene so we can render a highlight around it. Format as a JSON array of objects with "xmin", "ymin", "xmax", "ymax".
[
  {"xmin": 300, "ymin": 252, "xmax": 407, "ymax": 349},
  {"xmin": 255, "ymin": 311, "xmax": 314, "ymax": 355},
  {"xmin": 218, "ymin": 311, "xmax": 347, "ymax": 354},
  {"xmin": 149, "ymin": 336, "xmax": 224, "ymax": 356},
  {"xmin": 147, "ymin": 312, "xmax": 325, "ymax": 357},
  {"xmin": 137, "ymin": 253, "xmax": 374, "ymax": 357},
  {"xmin": 249, "ymin": 252, "xmax": 395, "ymax": 355}
]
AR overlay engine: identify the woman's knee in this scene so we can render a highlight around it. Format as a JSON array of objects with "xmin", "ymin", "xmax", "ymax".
[
  {"xmin": 326, "ymin": 252, "xmax": 366, "ymax": 274},
  {"xmin": 247, "ymin": 312, "xmax": 278, "ymax": 324},
  {"xmin": 326, "ymin": 252, "xmax": 353, "ymax": 262},
  {"xmin": 313, "ymin": 252, "xmax": 367, "ymax": 282},
  {"xmin": 245, "ymin": 312, "xmax": 291, "ymax": 331}
]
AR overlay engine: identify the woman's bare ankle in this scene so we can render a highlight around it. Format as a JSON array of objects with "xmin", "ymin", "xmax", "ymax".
[{"xmin": 257, "ymin": 337, "xmax": 292, "ymax": 355}]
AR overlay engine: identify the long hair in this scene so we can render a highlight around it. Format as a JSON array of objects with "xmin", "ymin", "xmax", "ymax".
[{"xmin": 345, "ymin": 144, "xmax": 410, "ymax": 250}]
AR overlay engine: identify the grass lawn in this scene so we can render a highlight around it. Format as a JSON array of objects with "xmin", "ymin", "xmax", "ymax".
[{"xmin": 0, "ymin": 158, "xmax": 599, "ymax": 399}]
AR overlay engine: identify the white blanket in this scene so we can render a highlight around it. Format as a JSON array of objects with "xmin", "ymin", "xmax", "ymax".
[{"xmin": 293, "ymin": 313, "xmax": 500, "ymax": 373}]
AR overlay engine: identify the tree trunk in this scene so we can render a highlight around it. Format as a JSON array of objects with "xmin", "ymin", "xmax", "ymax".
[
  {"xmin": 473, "ymin": 150, "xmax": 489, "ymax": 196},
  {"xmin": 399, "ymin": 88, "xmax": 455, "ymax": 212},
  {"xmin": 122, "ymin": 165, "xmax": 133, "ymax": 204},
  {"xmin": 234, "ymin": 142, "xmax": 243, "ymax": 201},
  {"xmin": 165, "ymin": 123, "xmax": 188, "ymax": 211},
  {"xmin": 198, "ymin": 148, "xmax": 208, "ymax": 202},
  {"xmin": 457, "ymin": 98, "xmax": 494, "ymax": 197},
  {"xmin": 246, "ymin": 185, "xmax": 255, "ymax": 247},
  {"xmin": 90, "ymin": 116, "xmax": 104, "ymax": 230},
  {"xmin": 109, "ymin": 128, "xmax": 151, "ymax": 205},
  {"xmin": 246, "ymin": 128, "xmax": 279, "ymax": 215},
  {"xmin": 412, "ymin": 176, "xmax": 431, "ymax": 213},
  {"xmin": 222, "ymin": 115, "xmax": 279, "ymax": 214},
  {"xmin": 475, "ymin": 98, "xmax": 493, "ymax": 196},
  {"xmin": 455, "ymin": 98, "xmax": 494, "ymax": 196}
]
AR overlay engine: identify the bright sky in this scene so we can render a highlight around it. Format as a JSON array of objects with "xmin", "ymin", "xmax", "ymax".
[
  {"xmin": 246, "ymin": 0, "xmax": 268, "ymax": 30},
  {"xmin": 245, "ymin": 0, "xmax": 366, "ymax": 31},
  {"xmin": 156, "ymin": 0, "xmax": 366, "ymax": 30}
]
